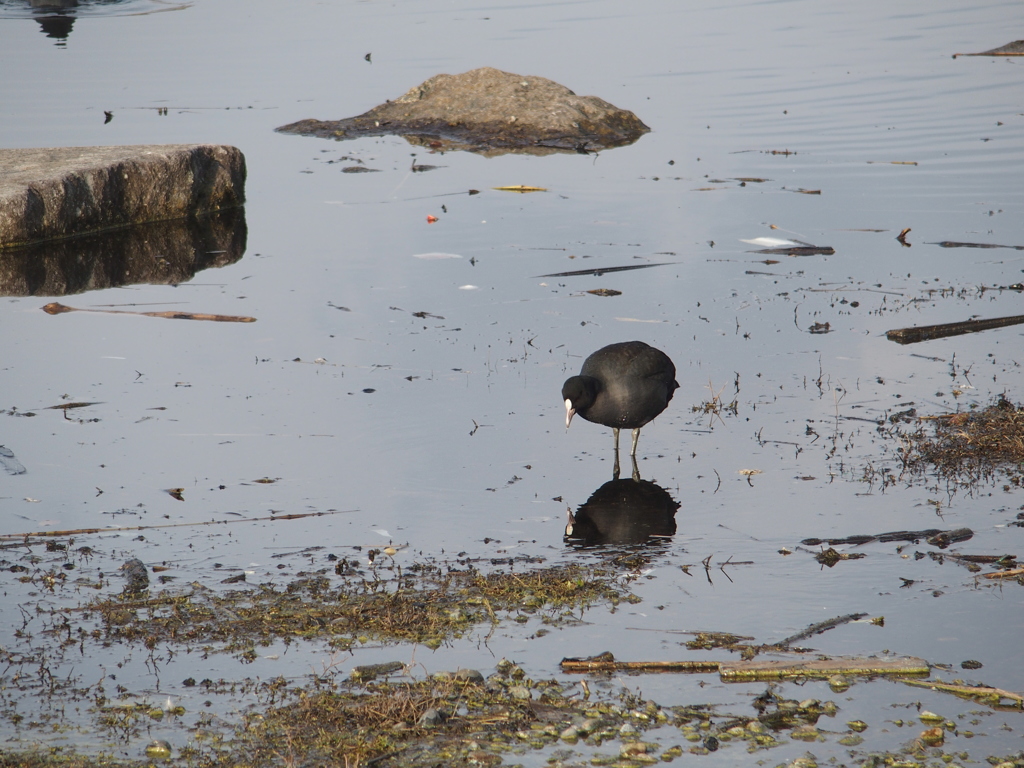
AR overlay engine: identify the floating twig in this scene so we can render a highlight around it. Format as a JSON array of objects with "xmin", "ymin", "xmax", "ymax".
[
  {"xmin": 953, "ymin": 40, "xmax": 1024, "ymax": 58},
  {"xmin": 982, "ymin": 566, "xmax": 1024, "ymax": 580},
  {"xmin": 42, "ymin": 302, "xmax": 256, "ymax": 323},
  {"xmin": 927, "ymin": 240, "xmax": 1024, "ymax": 250},
  {"xmin": 776, "ymin": 612, "xmax": 867, "ymax": 648},
  {"xmin": 535, "ymin": 263, "xmax": 672, "ymax": 278},
  {"xmin": 901, "ymin": 679, "xmax": 1024, "ymax": 710}
]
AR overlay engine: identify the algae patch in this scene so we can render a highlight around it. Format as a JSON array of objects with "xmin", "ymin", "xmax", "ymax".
[{"xmin": 85, "ymin": 557, "xmax": 636, "ymax": 655}]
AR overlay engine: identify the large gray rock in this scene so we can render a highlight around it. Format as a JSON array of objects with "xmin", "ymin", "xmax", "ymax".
[
  {"xmin": 0, "ymin": 144, "xmax": 246, "ymax": 249},
  {"xmin": 277, "ymin": 67, "xmax": 650, "ymax": 156}
]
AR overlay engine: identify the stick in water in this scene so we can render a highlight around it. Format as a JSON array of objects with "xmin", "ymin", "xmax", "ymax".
[{"xmin": 42, "ymin": 302, "xmax": 256, "ymax": 323}]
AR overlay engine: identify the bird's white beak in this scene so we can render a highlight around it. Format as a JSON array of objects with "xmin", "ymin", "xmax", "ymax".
[{"xmin": 564, "ymin": 399, "xmax": 575, "ymax": 428}]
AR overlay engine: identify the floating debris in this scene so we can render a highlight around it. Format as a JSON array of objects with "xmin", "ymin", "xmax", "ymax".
[
  {"xmin": 886, "ymin": 313, "xmax": 1024, "ymax": 344},
  {"xmin": 815, "ymin": 547, "xmax": 866, "ymax": 566},
  {"xmin": 493, "ymin": 185, "xmax": 547, "ymax": 192},
  {"xmin": 953, "ymin": 40, "xmax": 1024, "ymax": 58},
  {"xmin": 42, "ymin": 302, "xmax": 256, "ymax": 323},
  {"xmin": 802, "ymin": 528, "xmax": 973, "ymax": 547},
  {"xmin": 0, "ymin": 445, "xmax": 27, "ymax": 475},
  {"xmin": 741, "ymin": 237, "xmax": 834, "ymax": 256},
  {"xmin": 535, "ymin": 262, "xmax": 671, "ymax": 278},
  {"xmin": 928, "ymin": 240, "xmax": 1024, "ymax": 250}
]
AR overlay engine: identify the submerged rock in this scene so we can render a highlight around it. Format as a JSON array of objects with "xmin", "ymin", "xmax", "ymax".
[
  {"xmin": 276, "ymin": 67, "xmax": 650, "ymax": 156},
  {"xmin": 120, "ymin": 558, "xmax": 150, "ymax": 595}
]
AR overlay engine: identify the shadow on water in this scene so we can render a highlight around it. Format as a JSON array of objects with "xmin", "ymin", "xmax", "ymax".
[
  {"xmin": 0, "ymin": 207, "xmax": 246, "ymax": 296},
  {"xmin": 0, "ymin": 0, "xmax": 191, "ymax": 43},
  {"xmin": 564, "ymin": 477, "xmax": 680, "ymax": 548}
]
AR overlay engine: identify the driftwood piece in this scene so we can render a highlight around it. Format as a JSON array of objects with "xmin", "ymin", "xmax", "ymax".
[
  {"xmin": 886, "ymin": 314, "xmax": 1024, "ymax": 344},
  {"xmin": 559, "ymin": 653, "xmax": 721, "ymax": 674},
  {"xmin": 559, "ymin": 652, "xmax": 928, "ymax": 680},
  {"xmin": 719, "ymin": 656, "xmax": 929, "ymax": 681}
]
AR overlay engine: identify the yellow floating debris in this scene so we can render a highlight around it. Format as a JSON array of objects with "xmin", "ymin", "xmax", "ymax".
[{"xmin": 492, "ymin": 185, "xmax": 547, "ymax": 193}]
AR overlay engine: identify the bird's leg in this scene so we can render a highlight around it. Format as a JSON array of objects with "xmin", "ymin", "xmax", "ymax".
[
  {"xmin": 612, "ymin": 427, "xmax": 621, "ymax": 480},
  {"xmin": 630, "ymin": 427, "xmax": 641, "ymax": 457},
  {"xmin": 631, "ymin": 454, "xmax": 640, "ymax": 482}
]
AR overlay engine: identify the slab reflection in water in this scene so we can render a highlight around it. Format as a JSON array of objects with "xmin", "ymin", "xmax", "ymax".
[{"xmin": 0, "ymin": 207, "xmax": 246, "ymax": 297}]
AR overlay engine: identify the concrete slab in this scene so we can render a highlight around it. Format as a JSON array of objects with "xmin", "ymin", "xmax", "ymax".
[{"xmin": 0, "ymin": 144, "xmax": 246, "ymax": 249}]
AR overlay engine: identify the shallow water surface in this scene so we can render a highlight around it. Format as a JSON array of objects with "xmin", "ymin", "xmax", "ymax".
[{"xmin": 1, "ymin": 0, "xmax": 1023, "ymax": 762}]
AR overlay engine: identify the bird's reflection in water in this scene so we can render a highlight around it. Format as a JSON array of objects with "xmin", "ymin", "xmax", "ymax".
[{"xmin": 564, "ymin": 478, "xmax": 679, "ymax": 548}]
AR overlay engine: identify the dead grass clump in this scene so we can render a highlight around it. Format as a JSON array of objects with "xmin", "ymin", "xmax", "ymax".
[
  {"xmin": 896, "ymin": 396, "xmax": 1024, "ymax": 483},
  {"xmin": 216, "ymin": 672, "xmax": 567, "ymax": 768}
]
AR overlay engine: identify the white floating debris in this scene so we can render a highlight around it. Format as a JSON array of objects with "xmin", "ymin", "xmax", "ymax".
[
  {"xmin": 374, "ymin": 529, "xmax": 391, "ymax": 538},
  {"xmin": 740, "ymin": 237, "xmax": 801, "ymax": 247},
  {"xmin": 458, "ymin": 285, "xmax": 480, "ymax": 290},
  {"xmin": 412, "ymin": 252, "xmax": 463, "ymax": 260}
]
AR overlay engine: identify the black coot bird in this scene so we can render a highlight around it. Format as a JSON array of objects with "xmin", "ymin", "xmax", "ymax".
[{"xmin": 562, "ymin": 341, "xmax": 679, "ymax": 479}]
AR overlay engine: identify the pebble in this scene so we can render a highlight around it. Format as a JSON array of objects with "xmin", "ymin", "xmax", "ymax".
[
  {"xmin": 454, "ymin": 668, "xmax": 484, "ymax": 684},
  {"xmin": 144, "ymin": 740, "xmax": 172, "ymax": 760},
  {"xmin": 418, "ymin": 708, "xmax": 443, "ymax": 727}
]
